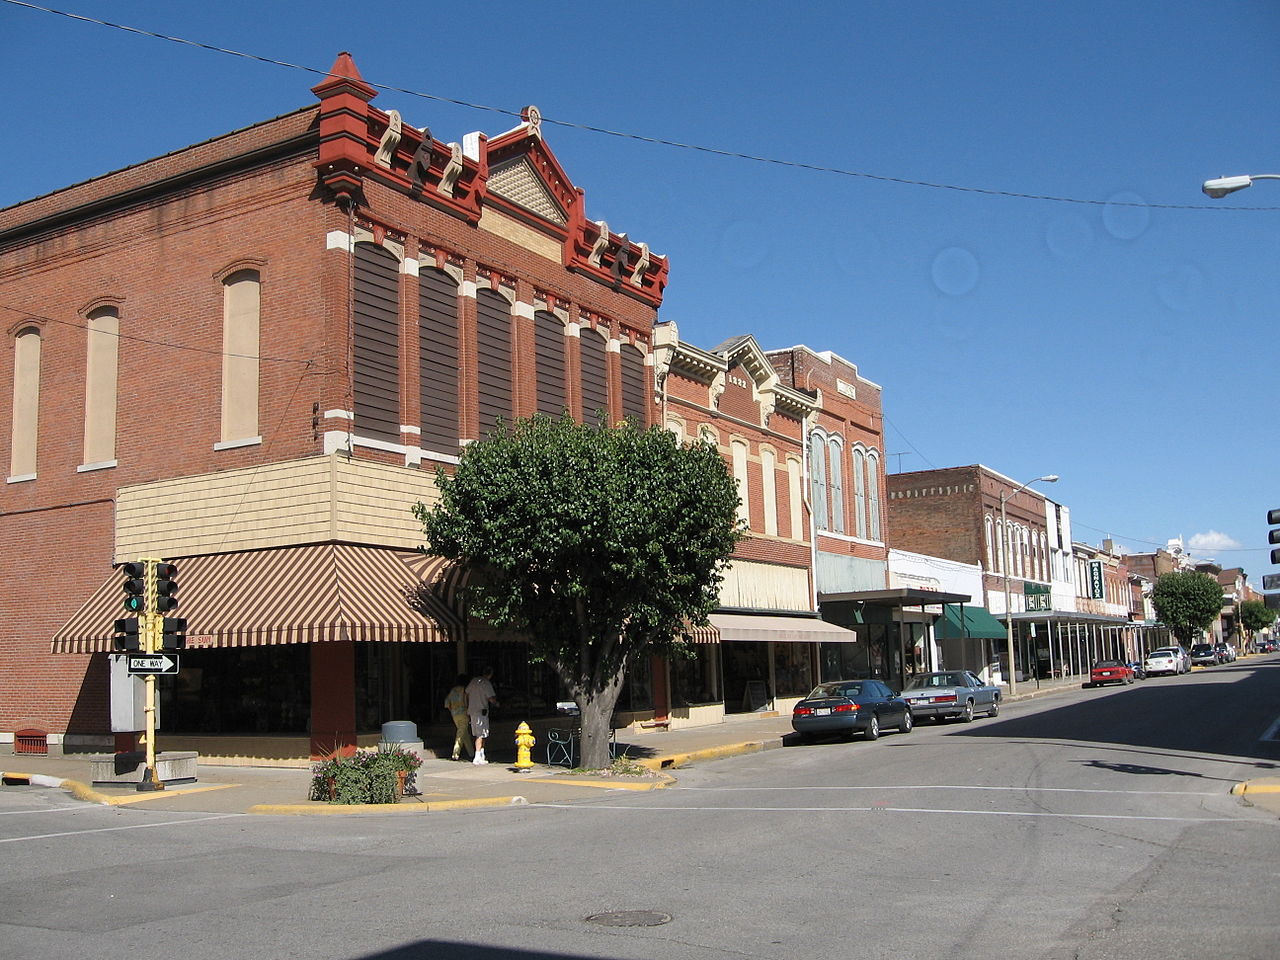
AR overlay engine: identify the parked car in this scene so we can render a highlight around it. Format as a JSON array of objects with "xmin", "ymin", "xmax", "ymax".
[
  {"xmin": 1085, "ymin": 660, "xmax": 1135, "ymax": 687},
  {"xmin": 1144, "ymin": 645, "xmax": 1189, "ymax": 676},
  {"xmin": 791, "ymin": 679, "xmax": 913, "ymax": 742},
  {"xmin": 1190, "ymin": 643, "xmax": 1219, "ymax": 667},
  {"xmin": 900, "ymin": 670, "xmax": 1001, "ymax": 722},
  {"xmin": 1214, "ymin": 643, "xmax": 1237, "ymax": 663}
]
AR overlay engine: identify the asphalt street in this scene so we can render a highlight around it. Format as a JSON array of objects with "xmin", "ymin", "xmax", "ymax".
[{"xmin": 1, "ymin": 658, "xmax": 1278, "ymax": 960}]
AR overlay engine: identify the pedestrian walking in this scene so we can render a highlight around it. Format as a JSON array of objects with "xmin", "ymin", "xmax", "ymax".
[
  {"xmin": 443, "ymin": 674, "xmax": 472, "ymax": 761},
  {"xmin": 466, "ymin": 667, "xmax": 498, "ymax": 764}
]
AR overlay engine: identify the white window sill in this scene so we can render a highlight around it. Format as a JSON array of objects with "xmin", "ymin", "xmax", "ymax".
[
  {"xmin": 77, "ymin": 460, "xmax": 118, "ymax": 473},
  {"xmin": 6, "ymin": 473, "xmax": 36, "ymax": 484},
  {"xmin": 214, "ymin": 436, "xmax": 262, "ymax": 451}
]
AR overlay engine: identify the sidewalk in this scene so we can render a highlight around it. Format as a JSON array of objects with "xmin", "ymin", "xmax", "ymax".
[{"xmin": 4, "ymin": 675, "xmax": 1269, "ymax": 815}]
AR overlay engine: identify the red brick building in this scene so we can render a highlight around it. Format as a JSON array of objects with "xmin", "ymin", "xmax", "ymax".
[{"xmin": 1, "ymin": 54, "xmax": 680, "ymax": 759}]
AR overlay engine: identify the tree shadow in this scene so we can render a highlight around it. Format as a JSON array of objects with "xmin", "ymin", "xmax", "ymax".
[{"xmin": 1078, "ymin": 759, "xmax": 1240, "ymax": 783}]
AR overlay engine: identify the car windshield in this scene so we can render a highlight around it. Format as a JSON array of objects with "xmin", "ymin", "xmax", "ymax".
[
  {"xmin": 809, "ymin": 682, "xmax": 862, "ymax": 699},
  {"xmin": 1191, "ymin": 645, "xmax": 1212, "ymax": 653},
  {"xmin": 1094, "ymin": 661, "xmax": 1122, "ymax": 669},
  {"xmin": 1148, "ymin": 650, "xmax": 1174, "ymax": 658}
]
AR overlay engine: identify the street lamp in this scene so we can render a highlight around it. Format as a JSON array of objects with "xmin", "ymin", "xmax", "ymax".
[
  {"xmin": 1001, "ymin": 474, "xmax": 1058, "ymax": 697},
  {"xmin": 1202, "ymin": 174, "xmax": 1280, "ymax": 198}
]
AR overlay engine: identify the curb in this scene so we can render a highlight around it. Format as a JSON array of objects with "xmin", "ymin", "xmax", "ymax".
[
  {"xmin": 1231, "ymin": 780, "xmax": 1280, "ymax": 796},
  {"xmin": 636, "ymin": 739, "xmax": 776, "ymax": 770}
]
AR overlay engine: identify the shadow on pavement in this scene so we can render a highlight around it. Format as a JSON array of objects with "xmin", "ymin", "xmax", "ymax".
[
  {"xmin": 360, "ymin": 939, "xmax": 631, "ymax": 960},
  {"xmin": 947, "ymin": 658, "xmax": 1280, "ymax": 769}
]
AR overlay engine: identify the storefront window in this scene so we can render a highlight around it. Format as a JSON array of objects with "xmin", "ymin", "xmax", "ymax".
[
  {"xmin": 159, "ymin": 645, "xmax": 310, "ymax": 734},
  {"xmin": 671, "ymin": 647, "xmax": 721, "ymax": 706},
  {"xmin": 615, "ymin": 655, "xmax": 654, "ymax": 714},
  {"xmin": 466, "ymin": 642, "xmax": 567, "ymax": 721},
  {"xmin": 772, "ymin": 643, "xmax": 813, "ymax": 697}
]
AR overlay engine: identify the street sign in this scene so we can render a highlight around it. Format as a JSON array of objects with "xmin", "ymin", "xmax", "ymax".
[{"xmin": 126, "ymin": 654, "xmax": 180, "ymax": 676}]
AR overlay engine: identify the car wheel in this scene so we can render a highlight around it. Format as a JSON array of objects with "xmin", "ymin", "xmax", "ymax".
[
  {"xmin": 960, "ymin": 700, "xmax": 975, "ymax": 723},
  {"xmin": 899, "ymin": 710, "xmax": 913, "ymax": 734},
  {"xmin": 864, "ymin": 713, "xmax": 880, "ymax": 741},
  {"xmin": 988, "ymin": 697, "xmax": 1000, "ymax": 717}
]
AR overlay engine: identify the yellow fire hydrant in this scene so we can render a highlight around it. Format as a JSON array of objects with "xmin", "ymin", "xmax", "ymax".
[{"xmin": 514, "ymin": 721, "xmax": 536, "ymax": 771}]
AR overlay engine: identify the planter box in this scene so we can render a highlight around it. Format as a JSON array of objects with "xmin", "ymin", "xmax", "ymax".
[{"xmin": 88, "ymin": 751, "xmax": 199, "ymax": 786}]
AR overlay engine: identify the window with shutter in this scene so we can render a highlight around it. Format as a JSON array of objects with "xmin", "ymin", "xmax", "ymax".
[
  {"xmin": 419, "ymin": 268, "xmax": 459, "ymax": 452},
  {"xmin": 353, "ymin": 242, "xmax": 401, "ymax": 443}
]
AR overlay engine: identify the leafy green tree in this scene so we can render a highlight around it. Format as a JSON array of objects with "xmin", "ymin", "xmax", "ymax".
[
  {"xmin": 413, "ymin": 415, "xmax": 743, "ymax": 769},
  {"xmin": 1151, "ymin": 571, "xmax": 1224, "ymax": 646},
  {"xmin": 1238, "ymin": 599, "xmax": 1276, "ymax": 648}
]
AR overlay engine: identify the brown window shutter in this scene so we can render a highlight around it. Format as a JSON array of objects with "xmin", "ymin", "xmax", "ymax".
[
  {"xmin": 620, "ymin": 342, "xmax": 647, "ymax": 426},
  {"xmin": 579, "ymin": 327, "xmax": 609, "ymax": 425},
  {"xmin": 535, "ymin": 311, "xmax": 567, "ymax": 418},
  {"xmin": 353, "ymin": 242, "xmax": 401, "ymax": 443},
  {"xmin": 419, "ymin": 268, "xmax": 460, "ymax": 453},
  {"xmin": 475, "ymin": 288, "xmax": 512, "ymax": 438}
]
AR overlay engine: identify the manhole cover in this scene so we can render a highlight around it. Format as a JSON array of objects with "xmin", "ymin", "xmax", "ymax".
[{"xmin": 584, "ymin": 910, "xmax": 672, "ymax": 927}]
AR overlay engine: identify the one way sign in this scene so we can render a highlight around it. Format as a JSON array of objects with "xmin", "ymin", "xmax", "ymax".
[{"xmin": 126, "ymin": 654, "xmax": 180, "ymax": 676}]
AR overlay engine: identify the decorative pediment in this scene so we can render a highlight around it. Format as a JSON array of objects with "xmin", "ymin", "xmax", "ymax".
[{"xmin": 487, "ymin": 156, "xmax": 568, "ymax": 225}]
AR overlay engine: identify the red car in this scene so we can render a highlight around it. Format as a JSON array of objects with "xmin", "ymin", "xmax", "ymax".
[{"xmin": 1085, "ymin": 660, "xmax": 1135, "ymax": 687}]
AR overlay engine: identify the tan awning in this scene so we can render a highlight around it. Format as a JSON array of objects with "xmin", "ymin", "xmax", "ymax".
[
  {"xmin": 709, "ymin": 612, "xmax": 858, "ymax": 644},
  {"xmin": 52, "ymin": 543, "xmax": 466, "ymax": 653}
]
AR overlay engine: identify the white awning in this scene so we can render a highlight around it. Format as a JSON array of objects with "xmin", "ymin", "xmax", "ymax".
[{"xmin": 709, "ymin": 613, "xmax": 859, "ymax": 644}]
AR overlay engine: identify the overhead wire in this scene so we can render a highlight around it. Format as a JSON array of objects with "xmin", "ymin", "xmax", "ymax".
[{"xmin": 4, "ymin": 0, "xmax": 1279, "ymax": 212}]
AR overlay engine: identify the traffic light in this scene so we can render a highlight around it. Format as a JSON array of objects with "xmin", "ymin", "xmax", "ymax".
[
  {"xmin": 122, "ymin": 561, "xmax": 146, "ymax": 613},
  {"xmin": 160, "ymin": 617, "xmax": 187, "ymax": 651},
  {"xmin": 154, "ymin": 562, "xmax": 178, "ymax": 614},
  {"xmin": 113, "ymin": 617, "xmax": 141, "ymax": 651},
  {"xmin": 1270, "ymin": 509, "xmax": 1280, "ymax": 565}
]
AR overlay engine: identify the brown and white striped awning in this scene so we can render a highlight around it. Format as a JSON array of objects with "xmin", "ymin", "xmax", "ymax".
[{"xmin": 52, "ymin": 543, "xmax": 467, "ymax": 654}]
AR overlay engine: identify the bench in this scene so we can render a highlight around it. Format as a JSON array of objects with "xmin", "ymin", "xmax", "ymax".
[{"xmin": 545, "ymin": 721, "xmax": 623, "ymax": 768}]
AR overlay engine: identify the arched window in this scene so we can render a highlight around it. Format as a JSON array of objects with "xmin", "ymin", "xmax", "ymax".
[
  {"xmin": 810, "ymin": 434, "xmax": 829, "ymax": 531},
  {"xmin": 534, "ymin": 310, "xmax": 566, "ymax": 418},
  {"xmin": 761, "ymin": 447, "xmax": 778, "ymax": 536},
  {"xmin": 475, "ymin": 287, "xmax": 513, "ymax": 438},
  {"xmin": 579, "ymin": 326, "xmax": 609, "ymax": 424},
  {"xmin": 866, "ymin": 450, "xmax": 882, "ymax": 541},
  {"xmin": 995, "ymin": 520, "xmax": 1005, "ymax": 574},
  {"xmin": 83, "ymin": 306, "xmax": 120, "ymax": 465},
  {"xmin": 619, "ymin": 342, "xmax": 646, "ymax": 425},
  {"xmin": 852, "ymin": 447, "xmax": 867, "ymax": 538},
  {"xmin": 828, "ymin": 437, "xmax": 844, "ymax": 534},
  {"xmin": 985, "ymin": 517, "xmax": 995, "ymax": 571},
  {"xmin": 9, "ymin": 326, "xmax": 41, "ymax": 479},
  {"xmin": 220, "ymin": 272, "xmax": 260, "ymax": 446},
  {"xmin": 731, "ymin": 439, "xmax": 750, "ymax": 528},
  {"xmin": 419, "ymin": 267, "xmax": 460, "ymax": 453},
  {"xmin": 353, "ymin": 242, "xmax": 400, "ymax": 443}
]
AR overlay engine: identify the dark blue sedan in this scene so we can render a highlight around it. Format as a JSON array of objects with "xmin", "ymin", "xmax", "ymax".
[{"xmin": 791, "ymin": 679, "xmax": 913, "ymax": 742}]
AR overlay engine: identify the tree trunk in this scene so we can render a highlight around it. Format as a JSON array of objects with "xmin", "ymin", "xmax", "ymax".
[{"xmin": 578, "ymin": 677, "xmax": 624, "ymax": 770}]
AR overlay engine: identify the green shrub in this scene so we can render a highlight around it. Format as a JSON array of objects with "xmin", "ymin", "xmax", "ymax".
[{"xmin": 309, "ymin": 746, "xmax": 422, "ymax": 804}]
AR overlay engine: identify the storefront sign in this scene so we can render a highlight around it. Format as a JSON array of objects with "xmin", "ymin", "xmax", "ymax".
[
  {"xmin": 1088, "ymin": 561, "xmax": 1105, "ymax": 599},
  {"xmin": 1024, "ymin": 582, "xmax": 1051, "ymax": 612}
]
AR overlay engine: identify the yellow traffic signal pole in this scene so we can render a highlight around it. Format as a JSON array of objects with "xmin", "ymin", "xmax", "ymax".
[{"xmin": 137, "ymin": 558, "xmax": 165, "ymax": 792}]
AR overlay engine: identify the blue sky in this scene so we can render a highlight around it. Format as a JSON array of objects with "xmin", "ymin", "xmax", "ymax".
[{"xmin": 5, "ymin": 1, "xmax": 1279, "ymax": 581}]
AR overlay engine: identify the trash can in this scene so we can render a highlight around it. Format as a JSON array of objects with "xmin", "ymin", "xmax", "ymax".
[{"xmin": 381, "ymin": 720, "xmax": 418, "ymax": 743}]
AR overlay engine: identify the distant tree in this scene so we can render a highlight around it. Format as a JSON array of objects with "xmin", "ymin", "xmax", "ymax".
[
  {"xmin": 412, "ymin": 414, "xmax": 743, "ymax": 769},
  {"xmin": 1151, "ymin": 572, "xmax": 1224, "ymax": 646},
  {"xmin": 1238, "ymin": 599, "xmax": 1276, "ymax": 648}
]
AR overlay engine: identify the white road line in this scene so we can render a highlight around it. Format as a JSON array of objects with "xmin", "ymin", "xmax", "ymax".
[
  {"xmin": 538, "ymin": 804, "xmax": 1265, "ymax": 824},
  {"xmin": 682, "ymin": 785, "xmax": 1225, "ymax": 797},
  {"xmin": 0, "ymin": 813, "xmax": 244, "ymax": 844},
  {"xmin": 0, "ymin": 806, "xmax": 86, "ymax": 816}
]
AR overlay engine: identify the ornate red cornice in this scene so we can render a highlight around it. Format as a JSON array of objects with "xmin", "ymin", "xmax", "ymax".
[{"xmin": 309, "ymin": 56, "xmax": 668, "ymax": 305}]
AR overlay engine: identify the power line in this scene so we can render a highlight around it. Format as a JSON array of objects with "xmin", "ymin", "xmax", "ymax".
[
  {"xmin": 0, "ymin": 301, "xmax": 319, "ymax": 367},
  {"xmin": 6, "ymin": 0, "xmax": 1279, "ymax": 213}
]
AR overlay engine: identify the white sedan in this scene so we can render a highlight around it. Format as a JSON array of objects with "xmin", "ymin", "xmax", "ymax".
[{"xmin": 1144, "ymin": 647, "xmax": 1188, "ymax": 676}]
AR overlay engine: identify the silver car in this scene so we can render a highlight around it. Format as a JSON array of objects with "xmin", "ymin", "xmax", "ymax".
[
  {"xmin": 1144, "ymin": 646, "xmax": 1189, "ymax": 676},
  {"xmin": 900, "ymin": 670, "xmax": 1001, "ymax": 723}
]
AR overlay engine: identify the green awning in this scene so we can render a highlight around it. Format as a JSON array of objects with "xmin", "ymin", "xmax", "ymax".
[{"xmin": 936, "ymin": 604, "xmax": 1006, "ymax": 640}]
